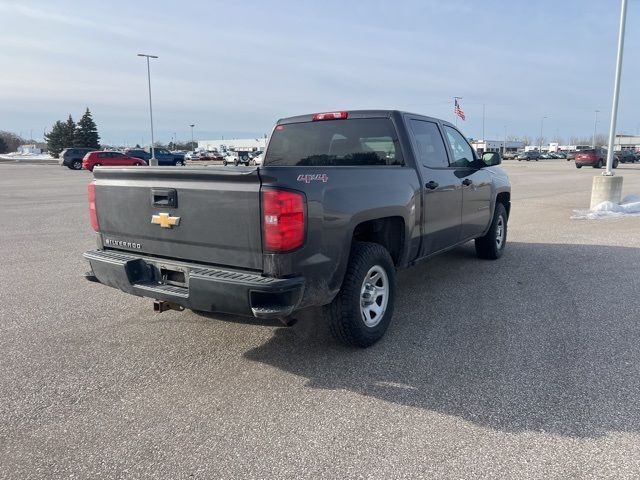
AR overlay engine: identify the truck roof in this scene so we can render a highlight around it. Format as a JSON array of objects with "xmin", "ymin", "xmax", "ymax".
[{"xmin": 277, "ymin": 109, "xmax": 454, "ymax": 128}]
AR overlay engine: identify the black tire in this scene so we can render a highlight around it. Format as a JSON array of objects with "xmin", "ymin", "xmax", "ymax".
[
  {"xmin": 72, "ymin": 160, "xmax": 82, "ymax": 170},
  {"xmin": 233, "ymin": 159, "xmax": 239, "ymax": 167},
  {"xmin": 222, "ymin": 159, "xmax": 227, "ymax": 166},
  {"xmin": 174, "ymin": 159, "xmax": 185, "ymax": 166},
  {"xmin": 594, "ymin": 159, "xmax": 603, "ymax": 169},
  {"xmin": 475, "ymin": 203, "xmax": 507, "ymax": 260},
  {"xmin": 576, "ymin": 164, "xmax": 582, "ymax": 169},
  {"xmin": 613, "ymin": 160, "xmax": 619, "ymax": 169},
  {"xmin": 326, "ymin": 242, "xmax": 396, "ymax": 348}
]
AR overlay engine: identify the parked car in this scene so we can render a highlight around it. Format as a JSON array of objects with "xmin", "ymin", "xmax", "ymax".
[
  {"xmin": 614, "ymin": 150, "xmax": 638, "ymax": 164},
  {"xmin": 566, "ymin": 151, "xmax": 576, "ymax": 161},
  {"xmin": 82, "ymin": 151, "xmax": 146, "ymax": 171},
  {"xmin": 539, "ymin": 152, "xmax": 554, "ymax": 159},
  {"xmin": 551, "ymin": 152, "xmax": 566, "ymax": 159},
  {"xmin": 125, "ymin": 148, "xmax": 186, "ymax": 166},
  {"xmin": 253, "ymin": 152, "xmax": 264, "ymax": 166},
  {"xmin": 575, "ymin": 148, "xmax": 618, "ymax": 169},
  {"xmin": 517, "ymin": 151, "xmax": 541, "ymax": 161},
  {"xmin": 502, "ymin": 151, "xmax": 518, "ymax": 160},
  {"xmin": 59, "ymin": 148, "xmax": 98, "ymax": 170},
  {"xmin": 83, "ymin": 109, "xmax": 511, "ymax": 347},
  {"xmin": 203, "ymin": 151, "xmax": 224, "ymax": 161}
]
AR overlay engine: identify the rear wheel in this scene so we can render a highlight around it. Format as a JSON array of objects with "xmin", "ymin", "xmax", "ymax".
[
  {"xmin": 326, "ymin": 242, "xmax": 396, "ymax": 348},
  {"xmin": 576, "ymin": 164, "xmax": 582, "ymax": 169},
  {"xmin": 174, "ymin": 159, "xmax": 185, "ymax": 166},
  {"xmin": 475, "ymin": 203, "xmax": 507, "ymax": 260},
  {"xmin": 71, "ymin": 160, "xmax": 82, "ymax": 170},
  {"xmin": 222, "ymin": 159, "xmax": 228, "ymax": 166}
]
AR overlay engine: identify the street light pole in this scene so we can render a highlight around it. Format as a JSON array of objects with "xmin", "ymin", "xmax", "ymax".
[
  {"xmin": 593, "ymin": 110, "xmax": 600, "ymax": 147},
  {"xmin": 503, "ymin": 125, "xmax": 507, "ymax": 156},
  {"xmin": 137, "ymin": 53, "xmax": 158, "ymax": 166},
  {"xmin": 540, "ymin": 116, "xmax": 547, "ymax": 151},
  {"xmin": 189, "ymin": 124, "xmax": 195, "ymax": 152},
  {"xmin": 604, "ymin": 0, "xmax": 627, "ymax": 176}
]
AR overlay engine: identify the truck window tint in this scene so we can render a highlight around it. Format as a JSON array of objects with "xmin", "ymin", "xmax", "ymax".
[
  {"xmin": 444, "ymin": 126, "xmax": 475, "ymax": 167},
  {"xmin": 409, "ymin": 120, "xmax": 448, "ymax": 168},
  {"xmin": 264, "ymin": 118, "xmax": 403, "ymax": 166}
]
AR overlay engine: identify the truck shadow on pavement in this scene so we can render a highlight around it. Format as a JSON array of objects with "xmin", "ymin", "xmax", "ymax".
[{"xmin": 243, "ymin": 241, "xmax": 640, "ymax": 438}]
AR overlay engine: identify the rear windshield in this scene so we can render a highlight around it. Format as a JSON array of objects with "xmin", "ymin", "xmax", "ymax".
[
  {"xmin": 579, "ymin": 149, "xmax": 595, "ymax": 154},
  {"xmin": 264, "ymin": 118, "xmax": 403, "ymax": 166}
]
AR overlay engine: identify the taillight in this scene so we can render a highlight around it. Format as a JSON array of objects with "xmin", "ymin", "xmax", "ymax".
[
  {"xmin": 312, "ymin": 111, "xmax": 348, "ymax": 121},
  {"xmin": 88, "ymin": 181, "xmax": 99, "ymax": 231},
  {"xmin": 262, "ymin": 189, "xmax": 305, "ymax": 252}
]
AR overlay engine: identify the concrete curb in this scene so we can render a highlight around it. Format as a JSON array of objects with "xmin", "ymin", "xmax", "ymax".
[{"xmin": 0, "ymin": 158, "xmax": 59, "ymax": 165}]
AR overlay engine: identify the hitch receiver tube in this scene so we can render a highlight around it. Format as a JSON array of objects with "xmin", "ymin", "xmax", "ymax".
[{"xmin": 153, "ymin": 300, "xmax": 185, "ymax": 313}]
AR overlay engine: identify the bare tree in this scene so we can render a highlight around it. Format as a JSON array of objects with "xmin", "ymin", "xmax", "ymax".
[
  {"xmin": 550, "ymin": 135, "xmax": 564, "ymax": 144},
  {"xmin": 522, "ymin": 135, "xmax": 532, "ymax": 146}
]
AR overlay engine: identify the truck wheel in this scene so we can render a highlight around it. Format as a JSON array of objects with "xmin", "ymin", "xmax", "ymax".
[
  {"xmin": 475, "ymin": 203, "xmax": 507, "ymax": 260},
  {"xmin": 326, "ymin": 242, "xmax": 396, "ymax": 348}
]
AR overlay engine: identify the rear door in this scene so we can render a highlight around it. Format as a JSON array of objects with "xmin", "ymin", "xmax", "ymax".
[
  {"xmin": 93, "ymin": 167, "xmax": 263, "ymax": 270},
  {"xmin": 407, "ymin": 118, "xmax": 463, "ymax": 256},
  {"xmin": 442, "ymin": 126, "xmax": 492, "ymax": 240}
]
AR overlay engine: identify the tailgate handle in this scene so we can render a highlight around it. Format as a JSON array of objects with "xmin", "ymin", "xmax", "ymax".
[{"xmin": 151, "ymin": 188, "xmax": 178, "ymax": 208}]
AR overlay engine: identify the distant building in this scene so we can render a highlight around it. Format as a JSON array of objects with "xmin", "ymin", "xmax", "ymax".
[
  {"xmin": 198, "ymin": 138, "xmax": 267, "ymax": 152},
  {"xmin": 614, "ymin": 134, "xmax": 640, "ymax": 152},
  {"xmin": 17, "ymin": 144, "xmax": 42, "ymax": 155},
  {"xmin": 471, "ymin": 139, "xmax": 524, "ymax": 154}
]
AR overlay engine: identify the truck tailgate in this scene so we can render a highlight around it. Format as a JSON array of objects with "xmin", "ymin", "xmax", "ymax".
[{"xmin": 93, "ymin": 166, "xmax": 263, "ymax": 271}]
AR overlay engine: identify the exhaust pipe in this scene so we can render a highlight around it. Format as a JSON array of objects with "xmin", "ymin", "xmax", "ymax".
[{"xmin": 153, "ymin": 300, "xmax": 185, "ymax": 313}]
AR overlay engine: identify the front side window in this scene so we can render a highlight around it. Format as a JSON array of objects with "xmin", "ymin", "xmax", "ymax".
[
  {"xmin": 444, "ymin": 126, "xmax": 475, "ymax": 168},
  {"xmin": 265, "ymin": 118, "xmax": 403, "ymax": 166}
]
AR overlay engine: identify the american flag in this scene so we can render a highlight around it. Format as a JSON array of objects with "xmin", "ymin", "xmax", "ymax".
[{"xmin": 454, "ymin": 99, "xmax": 466, "ymax": 121}]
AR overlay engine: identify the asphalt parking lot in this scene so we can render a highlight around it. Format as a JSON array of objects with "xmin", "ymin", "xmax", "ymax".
[{"xmin": 1, "ymin": 161, "xmax": 640, "ymax": 479}]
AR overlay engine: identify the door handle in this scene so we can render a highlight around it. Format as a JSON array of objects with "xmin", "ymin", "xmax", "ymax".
[
  {"xmin": 425, "ymin": 181, "xmax": 439, "ymax": 190},
  {"xmin": 462, "ymin": 179, "xmax": 473, "ymax": 186}
]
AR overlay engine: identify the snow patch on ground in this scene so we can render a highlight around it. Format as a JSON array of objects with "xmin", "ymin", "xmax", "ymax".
[
  {"xmin": 0, "ymin": 153, "xmax": 54, "ymax": 160},
  {"xmin": 572, "ymin": 194, "xmax": 640, "ymax": 219}
]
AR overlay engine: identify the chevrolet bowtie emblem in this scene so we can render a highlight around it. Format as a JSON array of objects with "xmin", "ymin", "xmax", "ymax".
[{"xmin": 151, "ymin": 212, "xmax": 181, "ymax": 228}]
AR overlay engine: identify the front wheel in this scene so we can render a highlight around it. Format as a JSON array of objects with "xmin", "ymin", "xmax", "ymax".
[
  {"xmin": 326, "ymin": 242, "xmax": 396, "ymax": 348},
  {"xmin": 475, "ymin": 203, "xmax": 507, "ymax": 260},
  {"xmin": 594, "ymin": 159, "xmax": 603, "ymax": 169},
  {"xmin": 222, "ymin": 159, "xmax": 228, "ymax": 166}
]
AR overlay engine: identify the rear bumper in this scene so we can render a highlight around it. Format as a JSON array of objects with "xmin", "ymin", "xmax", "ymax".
[{"xmin": 83, "ymin": 249, "xmax": 305, "ymax": 319}]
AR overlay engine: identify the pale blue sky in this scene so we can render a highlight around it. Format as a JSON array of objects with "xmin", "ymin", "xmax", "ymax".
[{"xmin": 0, "ymin": 0, "xmax": 638, "ymax": 145}]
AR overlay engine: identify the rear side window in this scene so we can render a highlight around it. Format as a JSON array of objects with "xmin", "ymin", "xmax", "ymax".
[
  {"xmin": 264, "ymin": 118, "xmax": 403, "ymax": 166},
  {"xmin": 409, "ymin": 120, "xmax": 448, "ymax": 168}
]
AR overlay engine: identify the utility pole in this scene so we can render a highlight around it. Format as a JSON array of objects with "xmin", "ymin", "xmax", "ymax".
[
  {"xmin": 482, "ymin": 103, "xmax": 485, "ymax": 140},
  {"xmin": 137, "ymin": 53, "xmax": 158, "ymax": 166},
  {"xmin": 540, "ymin": 116, "xmax": 548, "ymax": 151},
  {"xmin": 593, "ymin": 110, "xmax": 600, "ymax": 147},
  {"xmin": 503, "ymin": 125, "xmax": 507, "ymax": 156}
]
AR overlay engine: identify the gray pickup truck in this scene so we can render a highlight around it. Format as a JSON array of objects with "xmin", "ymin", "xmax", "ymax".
[{"xmin": 84, "ymin": 110, "xmax": 511, "ymax": 347}]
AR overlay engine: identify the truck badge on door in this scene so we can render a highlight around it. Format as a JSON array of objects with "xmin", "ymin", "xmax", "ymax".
[{"xmin": 151, "ymin": 212, "xmax": 181, "ymax": 228}]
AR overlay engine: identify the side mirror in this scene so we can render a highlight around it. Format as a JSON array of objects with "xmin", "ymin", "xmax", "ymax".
[{"xmin": 482, "ymin": 152, "xmax": 501, "ymax": 166}]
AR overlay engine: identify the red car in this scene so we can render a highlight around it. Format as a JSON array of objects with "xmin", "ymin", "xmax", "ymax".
[
  {"xmin": 82, "ymin": 151, "xmax": 147, "ymax": 171},
  {"xmin": 575, "ymin": 148, "xmax": 618, "ymax": 169}
]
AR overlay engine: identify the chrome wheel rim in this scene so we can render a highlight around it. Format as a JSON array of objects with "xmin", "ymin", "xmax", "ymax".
[
  {"xmin": 360, "ymin": 265, "xmax": 389, "ymax": 328},
  {"xmin": 496, "ymin": 215, "xmax": 505, "ymax": 249}
]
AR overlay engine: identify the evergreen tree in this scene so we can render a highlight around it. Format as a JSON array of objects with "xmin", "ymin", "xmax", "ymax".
[
  {"xmin": 62, "ymin": 114, "xmax": 76, "ymax": 148},
  {"xmin": 45, "ymin": 120, "xmax": 66, "ymax": 158},
  {"xmin": 73, "ymin": 108, "xmax": 100, "ymax": 149},
  {"xmin": 0, "ymin": 136, "xmax": 7, "ymax": 154}
]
